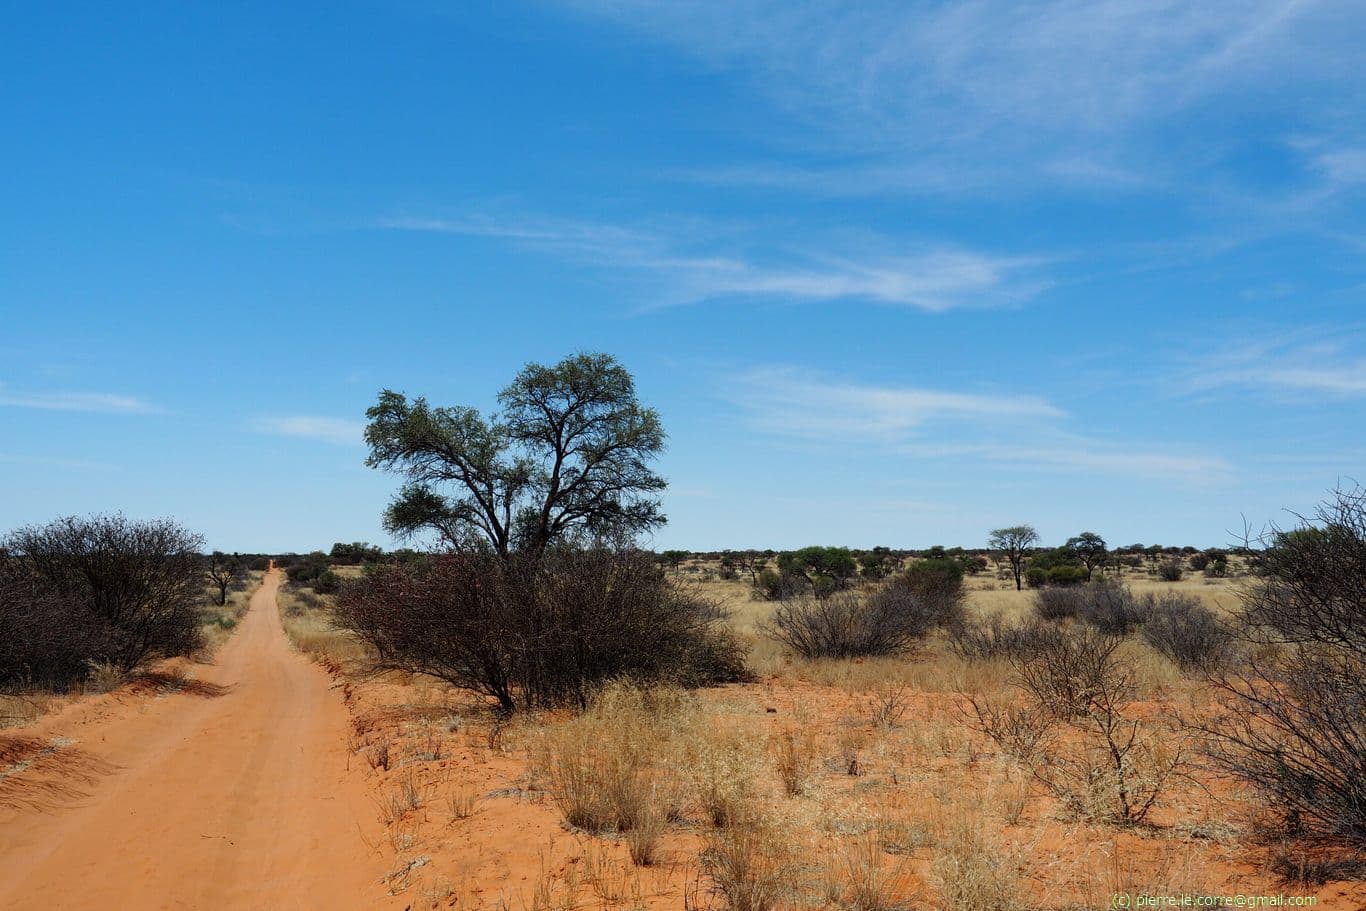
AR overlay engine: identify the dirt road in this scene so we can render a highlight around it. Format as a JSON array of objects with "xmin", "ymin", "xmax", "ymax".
[{"xmin": 0, "ymin": 570, "xmax": 395, "ymax": 911}]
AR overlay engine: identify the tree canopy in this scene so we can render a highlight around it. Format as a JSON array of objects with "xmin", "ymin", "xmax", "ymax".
[
  {"xmin": 364, "ymin": 352, "xmax": 667, "ymax": 557},
  {"xmin": 988, "ymin": 524, "xmax": 1040, "ymax": 591}
]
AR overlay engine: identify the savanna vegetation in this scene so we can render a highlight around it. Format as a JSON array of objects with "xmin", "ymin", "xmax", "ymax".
[{"xmin": 5, "ymin": 351, "xmax": 1365, "ymax": 909}]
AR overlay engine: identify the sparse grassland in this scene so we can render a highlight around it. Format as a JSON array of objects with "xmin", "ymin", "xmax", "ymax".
[
  {"xmin": 198, "ymin": 570, "xmax": 261, "ymax": 655},
  {"xmin": 316, "ymin": 546, "xmax": 1366, "ymax": 911},
  {"xmin": 55, "ymin": 541, "xmax": 1321, "ymax": 911},
  {"xmin": 277, "ymin": 571, "xmax": 371, "ymax": 668}
]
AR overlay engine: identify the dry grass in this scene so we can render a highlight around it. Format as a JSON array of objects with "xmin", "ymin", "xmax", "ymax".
[
  {"xmin": 378, "ymin": 769, "xmax": 424, "ymax": 826},
  {"xmin": 0, "ymin": 689, "xmax": 63, "ymax": 728},
  {"xmin": 826, "ymin": 832, "xmax": 915, "ymax": 911},
  {"xmin": 930, "ymin": 809, "xmax": 1023, "ymax": 911},
  {"xmin": 277, "ymin": 583, "xmax": 370, "ymax": 666},
  {"xmin": 686, "ymin": 721, "xmax": 763, "ymax": 828},
  {"xmin": 81, "ymin": 660, "xmax": 128, "ymax": 695},
  {"xmin": 445, "ymin": 784, "xmax": 479, "ymax": 821},
  {"xmin": 770, "ymin": 726, "xmax": 819, "ymax": 797},
  {"xmin": 701, "ymin": 813, "xmax": 798, "ymax": 911},
  {"xmin": 536, "ymin": 682, "xmax": 690, "ymax": 835}
]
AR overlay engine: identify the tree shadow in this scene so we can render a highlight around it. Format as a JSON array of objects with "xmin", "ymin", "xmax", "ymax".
[
  {"xmin": 0, "ymin": 735, "xmax": 119, "ymax": 813},
  {"xmin": 125, "ymin": 671, "xmax": 231, "ymax": 699}
]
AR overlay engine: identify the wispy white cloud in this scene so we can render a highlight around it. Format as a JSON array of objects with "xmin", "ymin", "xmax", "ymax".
[
  {"xmin": 560, "ymin": 1, "xmax": 1362, "ymax": 196},
  {"xmin": 0, "ymin": 452, "xmax": 115, "ymax": 471},
  {"xmin": 0, "ymin": 384, "xmax": 160, "ymax": 414},
  {"xmin": 730, "ymin": 365, "xmax": 1229, "ymax": 481},
  {"xmin": 253, "ymin": 416, "xmax": 366, "ymax": 446},
  {"xmin": 377, "ymin": 213, "xmax": 1047, "ymax": 311},
  {"xmin": 733, "ymin": 366, "xmax": 1063, "ymax": 441},
  {"xmin": 1181, "ymin": 335, "xmax": 1366, "ymax": 398},
  {"xmin": 898, "ymin": 441, "xmax": 1231, "ymax": 480}
]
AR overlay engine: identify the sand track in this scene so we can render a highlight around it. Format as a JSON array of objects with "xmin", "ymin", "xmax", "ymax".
[{"xmin": 0, "ymin": 570, "xmax": 395, "ymax": 911}]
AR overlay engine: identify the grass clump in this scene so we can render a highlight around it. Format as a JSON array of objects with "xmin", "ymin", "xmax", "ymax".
[{"xmin": 538, "ymin": 682, "xmax": 691, "ymax": 842}]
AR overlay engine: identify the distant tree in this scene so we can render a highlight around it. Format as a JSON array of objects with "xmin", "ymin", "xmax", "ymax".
[
  {"xmin": 734, "ymin": 550, "xmax": 767, "ymax": 585},
  {"xmin": 286, "ymin": 551, "xmax": 336, "ymax": 594},
  {"xmin": 329, "ymin": 542, "xmax": 384, "ymax": 565},
  {"xmin": 988, "ymin": 525, "xmax": 1040, "ymax": 591},
  {"xmin": 661, "ymin": 550, "xmax": 690, "ymax": 569},
  {"xmin": 859, "ymin": 547, "xmax": 899, "ymax": 580},
  {"xmin": 364, "ymin": 352, "xmax": 666, "ymax": 559},
  {"xmin": 777, "ymin": 546, "xmax": 858, "ymax": 598},
  {"xmin": 961, "ymin": 554, "xmax": 990, "ymax": 575},
  {"xmin": 1064, "ymin": 532, "xmax": 1108, "ymax": 581},
  {"xmin": 206, "ymin": 551, "xmax": 243, "ymax": 606}
]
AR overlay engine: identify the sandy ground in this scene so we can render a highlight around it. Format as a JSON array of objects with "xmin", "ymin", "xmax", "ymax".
[{"xmin": 0, "ymin": 570, "xmax": 397, "ymax": 911}]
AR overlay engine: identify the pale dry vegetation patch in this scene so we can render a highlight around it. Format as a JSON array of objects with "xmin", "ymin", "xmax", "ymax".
[
  {"xmin": 930, "ymin": 808, "xmax": 1023, "ymax": 911},
  {"xmin": 278, "ymin": 583, "xmax": 370, "ymax": 667},
  {"xmin": 535, "ymin": 682, "xmax": 692, "ymax": 838},
  {"xmin": 322, "ymin": 547, "xmax": 1364, "ymax": 909},
  {"xmin": 197, "ymin": 571, "xmax": 259, "ymax": 653}
]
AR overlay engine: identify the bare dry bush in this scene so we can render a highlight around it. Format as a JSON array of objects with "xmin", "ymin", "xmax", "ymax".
[
  {"xmin": 335, "ymin": 548, "xmax": 748, "ymax": 714},
  {"xmin": 1077, "ymin": 581, "xmax": 1151, "ymax": 635},
  {"xmin": 972, "ymin": 625, "xmax": 1186, "ymax": 826},
  {"xmin": 967, "ymin": 696, "xmax": 1055, "ymax": 765},
  {"xmin": 1140, "ymin": 593, "xmax": 1233, "ymax": 671},
  {"xmin": 762, "ymin": 583, "xmax": 943, "ymax": 660},
  {"xmin": 1034, "ymin": 585, "xmax": 1085, "ymax": 621},
  {"xmin": 1201, "ymin": 486, "xmax": 1366, "ymax": 845},
  {"xmin": 866, "ymin": 683, "xmax": 910, "ymax": 730},
  {"xmin": 949, "ymin": 614, "xmax": 1052, "ymax": 661},
  {"xmin": 1012, "ymin": 624, "xmax": 1126, "ymax": 720},
  {"xmin": 1, "ymin": 515, "xmax": 206, "ymax": 687}
]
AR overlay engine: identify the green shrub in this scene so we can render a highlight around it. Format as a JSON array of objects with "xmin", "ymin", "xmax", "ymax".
[{"xmin": 1045, "ymin": 565, "xmax": 1087, "ymax": 587}]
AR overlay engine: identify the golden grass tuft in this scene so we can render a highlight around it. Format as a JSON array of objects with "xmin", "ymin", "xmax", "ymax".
[
  {"xmin": 825, "ymin": 832, "xmax": 915, "ymax": 911},
  {"xmin": 930, "ymin": 809, "xmax": 1023, "ymax": 911},
  {"xmin": 536, "ymin": 682, "xmax": 691, "ymax": 836},
  {"xmin": 770, "ymin": 726, "xmax": 819, "ymax": 797},
  {"xmin": 701, "ymin": 812, "xmax": 798, "ymax": 911}
]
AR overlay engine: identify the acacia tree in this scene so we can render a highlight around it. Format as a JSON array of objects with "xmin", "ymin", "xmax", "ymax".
[
  {"xmin": 1065, "ymin": 531, "xmax": 1108, "ymax": 581},
  {"xmin": 777, "ymin": 546, "xmax": 858, "ymax": 598},
  {"xmin": 364, "ymin": 352, "xmax": 667, "ymax": 558},
  {"xmin": 734, "ymin": 550, "xmax": 768, "ymax": 585},
  {"xmin": 988, "ymin": 525, "xmax": 1039, "ymax": 591},
  {"xmin": 206, "ymin": 551, "xmax": 243, "ymax": 606}
]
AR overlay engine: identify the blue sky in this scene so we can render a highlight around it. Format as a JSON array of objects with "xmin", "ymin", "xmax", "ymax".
[{"xmin": 3, "ymin": 1, "xmax": 1365, "ymax": 553}]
